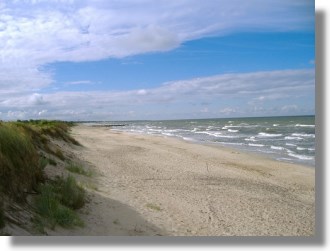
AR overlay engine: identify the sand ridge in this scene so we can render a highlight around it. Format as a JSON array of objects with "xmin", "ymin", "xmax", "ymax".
[{"xmin": 57, "ymin": 125, "xmax": 314, "ymax": 236}]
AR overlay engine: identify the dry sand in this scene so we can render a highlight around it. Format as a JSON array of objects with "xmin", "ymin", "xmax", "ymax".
[{"xmin": 55, "ymin": 125, "xmax": 315, "ymax": 236}]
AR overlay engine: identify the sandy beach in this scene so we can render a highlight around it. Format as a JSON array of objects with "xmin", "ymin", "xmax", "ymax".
[{"xmin": 54, "ymin": 125, "xmax": 315, "ymax": 236}]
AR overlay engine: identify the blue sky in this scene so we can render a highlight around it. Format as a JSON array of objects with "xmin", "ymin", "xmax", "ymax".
[{"xmin": 0, "ymin": 0, "xmax": 315, "ymax": 121}]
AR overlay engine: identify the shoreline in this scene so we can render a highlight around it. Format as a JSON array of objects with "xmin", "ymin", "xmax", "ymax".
[
  {"xmin": 58, "ymin": 125, "xmax": 315, "ymax": 236},
  {"xmin": 110, "ymin": 127, "xmax": 315, "ymax": 169}
]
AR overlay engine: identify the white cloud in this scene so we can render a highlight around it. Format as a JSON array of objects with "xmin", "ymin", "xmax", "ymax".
[
  {"xmin": 28, "ymin": 93, "xmax": 48, "ymax": 106},
  {"xmin": 0, "ymin": 1, "xmax": 314, "ymax": 120},
  {"xmin": 219, "ymin": 107, "xmax": 237, "ymax": 115},
  {"xmin": 0, "ymin": 0, "xmax": 314, "ymax": 94},
  {"xmin": 0, "ymin": 69, "xmax": 315, "ymax": 120},
  {"xmin": 38, "ymin": 109, "xmax": 47, "ymax": 116},
  {"xmin": 281, "ymin": 104, "xmax": 298, "ymax": 112}
]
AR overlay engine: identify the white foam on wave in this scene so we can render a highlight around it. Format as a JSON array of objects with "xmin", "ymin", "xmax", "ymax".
[
  {"xmin": 271, "ymin": 146, "xmax": 285, "ymax": 151},
  {"xmin": 285, "ymin": 136, "xmax": 303, "ymax": 140},
  {"xmin": 228, "ymin": 129, "xmax": 239, "ymax": 133},
  {"xmin": 195, "ymin": 131, "xmax": 219, "ymax": 136},
  {"xmin": 288, "ymin": 153, "xmax": 314, "ymax": 160},
  {"xmin": 296, "ymin": 147, "xmax": 315, "ymax": 152},
  {"xmin": 149, "ymin": 128, "xmax": 163, "ymax": 132},
  {"xmin": 194, "ymin": 131, "xmax": 239, "ymax": 138},
  {"xmin": 245, "ymin": 136, "xmax": 257, "ymax": 142},
  {"xmin": 181, "ymin": 136, "xmax": 195, "ymax": 141},
  {"xmin": 295, "ymin": 124, "xmax": 315, "ymax": 128},
  {"xmin": 285, "ymin": 143, "xmax": 297, "ymax": 147},
  {"xmin": 292, "ymin": 133, "xmax": 315, "ymax": 138},
  {"xmin": 248, "ymin": 143, "xmax": 265, "ymax": 147},
  {"xmin": 129, "ymin": 129, "xmax": 144, "ymax": 134},
  {"xmin": 161, "ymin": 132, "xmax": 174, "ymax": 137},
  {"xmin": 258, "ymin": 132, "xmax": 283, "ymax": 137},
  {"xmin": 221, "ymin": 142, "xmax": 244, "ymax": 146}
]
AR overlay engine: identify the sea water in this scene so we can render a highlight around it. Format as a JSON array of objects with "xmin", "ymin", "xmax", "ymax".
[{"xmin": 88, "ymin": 116, "xmax": 315, "ymax": 167}]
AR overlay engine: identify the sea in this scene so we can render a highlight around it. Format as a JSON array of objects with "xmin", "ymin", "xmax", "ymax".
[{"xmin": 85, "ymin": 116, "xmax": 315, "ymax": 167}]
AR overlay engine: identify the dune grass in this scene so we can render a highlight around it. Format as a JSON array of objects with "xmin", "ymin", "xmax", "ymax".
[
  {"xmin": 0, "ymin": 120, "xmax": 84, "ymax": 231},
  {"xmin": 0, "ymin": 123, "xmax": 43, "ymax": 200},
  {"xmin": 66, "ymin": 162, "xmax": 93, "ymax": 177},
  {"xmin": 54, "ymin": 175, "xmax": 86, "ymax": 210},
  {"xmin": 35, "ymin": 176, "xmax": 86, "ymax": 229},
  {"xmin": 21, "ymin": 119, "xmax": 80, "ymax": 146},
  {"xmin": 0, "ymin": 120, "xmax": 78, "ymax": 200},
  {"xmin": 35, "ymin": 176, "xmax": 85, "ymax": 229}
]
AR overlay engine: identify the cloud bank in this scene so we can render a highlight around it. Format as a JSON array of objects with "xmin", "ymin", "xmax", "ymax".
[{"xmin": 0, "ymin": 69, "xmax": 315, "ymax": 120}]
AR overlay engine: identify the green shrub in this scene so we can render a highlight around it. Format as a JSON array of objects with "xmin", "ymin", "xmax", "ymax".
[
  {"xmin": 39, "ymin": 156, "xmax": 49, "ymax": 170},
  {"xmin": 48, "ymin": 158, "xmax": 57, "ymax": 166},
  {"xmin": 66, "ymin": 163, "xmax": 92, "ymax": 177},
  {"xmin": 146, "ymin": 203, "xmax": 162, "ymax": 211},
  {"xmin": 35, "ymin": 177, "xmax": 85, "ymax": 229},
  {"xmin": 35, "ymin": 184, "xmax": 60, "ymax": 226},
  {"xmin": 55, "ymin": 176, "xmax": 86, "ymax": 210}
]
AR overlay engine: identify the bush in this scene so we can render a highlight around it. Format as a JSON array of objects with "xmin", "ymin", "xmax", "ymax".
[
  {"xmin": 39, "ymin": 156, "xmax": 49, "ymax": 170},
  {"xmin": 35, "ymin": 176, "xmax": 85, "ymax": 229},
  {"xmin": 35, "ymin": 184, "xmax": 60, "ymax": 227},
  {"xmin": 66, "ymin": 163, "xmax": 92, "ymax": 177},
  {"xmin": 55, "ymin": 176, "xmax": 86, "ymax": 210}
]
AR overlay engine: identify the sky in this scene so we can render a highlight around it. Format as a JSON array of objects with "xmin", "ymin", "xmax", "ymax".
[{"xmin": 0, "ymin": 0, "xmax": 315, "ymax": 121}]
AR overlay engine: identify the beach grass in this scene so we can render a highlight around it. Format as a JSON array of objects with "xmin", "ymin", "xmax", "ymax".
[
  {"xmin": 0, "ymin": 120, "xmax": 79, "ymax": 200},
  {"xmin": 0, "ymin": 122, "xmax": 43, "ymax": 200},
  {"xmin": 66, "ymin": 162, "xmax": 93, "ymax": 177},
  {"xmin": 35, "ymin": 176, "xmax": 85, "ymax": 229},
  {"xmin": 0, "ymin": 119, "xmax": 84, "ymax": 231},
  {"xmin": 54, "ymin": 175, "xmax": 86, "ymax": 210}
]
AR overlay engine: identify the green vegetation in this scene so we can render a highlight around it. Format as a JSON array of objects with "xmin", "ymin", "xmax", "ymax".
[
  {"xmin": 0, "ymin": 120, "xmax": 79, "ymax": 200},
  {"xmin": 66, "ymin": 162, "xmax": 93, "ymax": 177},
  {"xmin": 39, "ymin": 155, "xmax": 57, "ymax": 170},
  {"xmin": 34, "ymin": 176, "xmax": 85, "ymax": 230},
  {"xmin": 83, "ymin": 182, "xmax": 99, "ymax": 192},
  {"xmin": 15, "ymin": 119, "xmax": 80, "ymax": 146},
  {"xmin": 146, "ymin": 203, "xmax": 162, "ymax": 211},
  {"xmin": 0, "ymin": 123, "xmax": 43, "ymax": 200},
  {"xmin": 55, "ymin": 176, "xmax": 86, "ymax": 210},
  {"xmin": 54, "ymin": 148, "xmax": 65, "ymax": 161},
  {"xmin": 113, "ymin": 219, "xmax": 120, "ymax": 225},
  {"xmin": 0, "ymin": 119, "xmax": 85, "ymax": 232}
]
